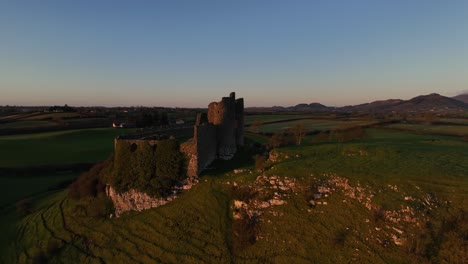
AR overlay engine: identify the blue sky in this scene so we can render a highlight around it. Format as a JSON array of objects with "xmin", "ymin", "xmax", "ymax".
[{"xmin": 1, "ymin": 0, "xmax": 468, "ymax": 107}]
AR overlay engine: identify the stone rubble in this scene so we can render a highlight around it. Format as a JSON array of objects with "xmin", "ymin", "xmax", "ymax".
[
  {"xmin": 232, "ymin": 175, "xmax": 296, "ymax": 220},
  {"xmin": 310, "ymin": 172, "xmax": 440, "ymax": 247}
]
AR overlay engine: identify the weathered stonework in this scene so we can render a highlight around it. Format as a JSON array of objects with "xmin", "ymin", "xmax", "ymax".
[{"xmin": 181, "ymin": 92, "xmax": 244, "ymax": 177}]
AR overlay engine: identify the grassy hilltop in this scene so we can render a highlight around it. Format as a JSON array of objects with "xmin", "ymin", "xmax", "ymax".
[{"xmin": 1, "ymin": 113, "xmax": 466, "ymax": 263}]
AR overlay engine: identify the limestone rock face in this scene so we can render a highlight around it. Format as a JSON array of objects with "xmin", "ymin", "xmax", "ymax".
[
  {"xmin": 106, "ymin": 185, "xmax": 174, "ymax": 217},
  {"xmin": 106, "ymin": 177, "xmax": 198, "ymax": 217}
]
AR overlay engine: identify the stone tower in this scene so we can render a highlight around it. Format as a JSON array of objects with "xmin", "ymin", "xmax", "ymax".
[
  {"xmin": 208, "ymin": 92, "xmax": 244, "ymax": 159},
  {"xmin": 181, "ymin": 92, "xmax": 244, "ymax": 177}
]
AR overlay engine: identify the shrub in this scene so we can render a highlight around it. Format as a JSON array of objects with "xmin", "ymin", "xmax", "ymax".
[
  {"xmin": 16, "ymin": 199, "xmax": 33, "ymax": 216},
  {"xmin": 290, "ymin": 123, "xmax": 306, "ymax": 145},
  {"xmin": 312, "ymin": 131, "xmax": 330, "ymax": 143},
  {"xmin": 330, "ymin": 126, "xmax": 366, "ymax": 142},
  {"xmin": 254, "ymin": 155, "xmax": 267, "ymax": 172},
  {"xmin": 231, "ymin": 186, "xmax": 257, "ymax": 202},
  {"xmin": 46, "ymin": 239, "xmax": 62, "ymax": 258},
  {"xmin": 268, "ymin": 130, "xmax": 293, "ymax": 148},
  {"xmin": 69, "ymin": 158, "xmax": 111, "ymax": 200},
  {"xmin": 86, "ymin": 195, "xmax": 115, "ymax": 217},
  {"xmin": 332, "ymin": 228, "xmax": 349, "ymax": 247},
  {"xmin": 107, "ymin": 139, "xmax": 186, "ymax": 198},
  {"xmin": 32, "ymin": 251, "xmax": 47, "ymax": 264},
  {"xmin": 232, "ymin": 211, "xmax": 260, "ymax": 252},
  {"xmin": 250, "ymin": 120, "xmax": 263, "ymax": 133},
  {"xmin": 373, "ymin": 206, "xmax": 386, "ymax": 223}
]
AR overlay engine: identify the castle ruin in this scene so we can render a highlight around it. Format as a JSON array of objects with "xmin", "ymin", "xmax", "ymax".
[
  {"xmin": 107, "ymin": 93, "xmax": 244, "ymax": 216},
  {"xmin": 181, "ymin": 92, "xmax": 244, "ymax": 177}
]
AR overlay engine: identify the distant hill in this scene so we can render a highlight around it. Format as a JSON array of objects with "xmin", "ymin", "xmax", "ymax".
[
  {"xmin": 453, "ymin": 93, "xmax": 468, "ymax": 103},
  {"xmin": 348, "ymin": 93, "xmax": 468, "ymax": 113},
  {"xmin": 247, "ymin": 93, "xmax": 468, "ymax": 113},
  {"xmin": 341, "ymin": 99, "xmax": 403, "ymax": 112},
  {"xmin": 388, "ymin": 93, "xmax": 468, "ymax": 112},
  {"xmin": 291, "ymin": 103, "xmax": 330, "ymax": 111},
  {"xmin": 246, "ymin": 103, "xmax": 332, "ymax": 112}
]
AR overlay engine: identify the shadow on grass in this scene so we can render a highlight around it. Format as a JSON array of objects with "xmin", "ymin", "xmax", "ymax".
[{"xmin": 200, "ymin": 147, "xmax": 258, "ymax": 178}]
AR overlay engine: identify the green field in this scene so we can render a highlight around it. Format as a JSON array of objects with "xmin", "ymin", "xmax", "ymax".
[
  {"xmin": 0, "ymin": 120, "xmax": 57, "ymax": 130},
  {"xmin": 436, "ymin": 118, "xmax": 468, "ymax": 125},
  {"xmin": 385, "ymin": 123, "xmax": 468, "ymax": 136},
  {"xmin": 3, "ymin": 128, "xmax": 467, "ymax": 263},
  {"xmin": 244, "ymin": 114, "xmax": 315, "ymax": 125},
  {"xmin": 22, "ymin": 112, "xmax": 81, "ymax": 121},
  {"xmin": 247, "ymin": 118, "xmax": 375, "ymax": 133},
  {"xmin": 0, "ymin": 173, "xmax": 79, "ymax": 208},
  {"xmin": 0, "ymin": 128, "xmax": 136, "ymax": 168}
]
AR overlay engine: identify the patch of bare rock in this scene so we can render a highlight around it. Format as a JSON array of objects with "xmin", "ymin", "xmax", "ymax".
[{"xmin": 106, "ymin": 178, "xmax": 198, "ymax": 217}]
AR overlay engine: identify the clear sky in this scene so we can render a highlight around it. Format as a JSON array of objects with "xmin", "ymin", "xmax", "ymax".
[{"xmin": 1, "ymin": 0, "xmax": 468, "ymax": 107}]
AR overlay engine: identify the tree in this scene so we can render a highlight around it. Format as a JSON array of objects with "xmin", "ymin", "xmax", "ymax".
[
  {"xmin": 269, "ymin": 131, "xmax": 286, "ymax": 148},
  {"xmin": 290, "ymin": 123, "xmax": 306, "ymax": 145}
]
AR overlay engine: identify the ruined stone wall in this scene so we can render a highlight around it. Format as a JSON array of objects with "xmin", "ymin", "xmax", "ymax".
[
  {"xmin": 194, "ymin": 123, "xmax": 217, "ymax": 174},
  {"xmin": 180, "ymin": 113, "xmax": 217, "ymax": 178},
  {"xmin": 114, "ymin": 138, "xmax": 160, "ymax": 150},
  {"xmin": 116, "ymin": 126, "xmax": 193, "ymax": 140},
  {"xmin": 207, "ymin": 101, "xmax": 225, "ymax": 125},
  {"xmin": 207, "ymin": 92, "xmax": 239, "ymax": 160},
  {"xmin": 180, "ymin": 138, "xmax": 197, "ymax": 177},
  {"xmin": 183, "ymin": 92, "xmax": 245, "ymax": 175},
  {"xmin": 235, "ymin": 98, "xmax": 244, "ymax": 146}
]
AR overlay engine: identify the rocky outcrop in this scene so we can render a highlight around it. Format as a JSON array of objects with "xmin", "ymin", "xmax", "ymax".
[
  {"xmin": 106, "ymin": 178, "xmax": 198, "ymax": 217},
  {"xmin": 106, "ymin": 185, "xmax": 174, "ymax": 217}
]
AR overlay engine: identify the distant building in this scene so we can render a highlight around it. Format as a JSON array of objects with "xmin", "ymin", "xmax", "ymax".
[
  {"xmin": 175, "ymin": 119, "xmax": 185, "ymax": 125},
  {"xmin": 112, "ymin": 122, "xmax": 136, "ymax": 128}
]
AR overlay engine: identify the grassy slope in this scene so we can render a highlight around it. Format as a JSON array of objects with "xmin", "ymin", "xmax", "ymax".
[
  {"xmin": 0, "ymin": 173, "xmax": 79, "ymax": 208},
  {"xmin": 5, "ymin": 129, "xmax": 467, "ymax": 263}
]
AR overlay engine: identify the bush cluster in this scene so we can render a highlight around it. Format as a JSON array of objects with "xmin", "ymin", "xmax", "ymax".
[
  {"xmin": 231, "ymin": 186, "xmax": 257, "ymax": 202},
  {"xmin": 16, "ymin": 199, "xmax": 33, "ymax": 216},
  {"xmin": 106, "ymin": 139, "xmax": 186, "ymax": 197},
  {"xmin": 254, "ymin": 154, "xmax": 267, "ymax": 172},
  {"xmin": 232, "ymin": 210, "xmax": 260, "ymax": 252},
  {"xmin": 313, "ymin": 126, "xmax": 366, "ymax": 143},
  {"xmin": 406, "ymin": 209, "xmax": 467, "ymax": 262},
  {"xmin": 69, "ymin": 159, "xmax": 110, "ymax": 200},
  {"xmin": 268, "ymin": 131, "xmax": 294, "ymax": 148}
]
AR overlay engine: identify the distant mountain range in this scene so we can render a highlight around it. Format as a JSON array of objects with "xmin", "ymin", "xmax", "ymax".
[
  {"xmin": 453, "ymin": 93, "xmax": 468, "ymax": 104},
  {"xmin": 247, "ymin": 93, "xmax": 468, "ymax": 113}
]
